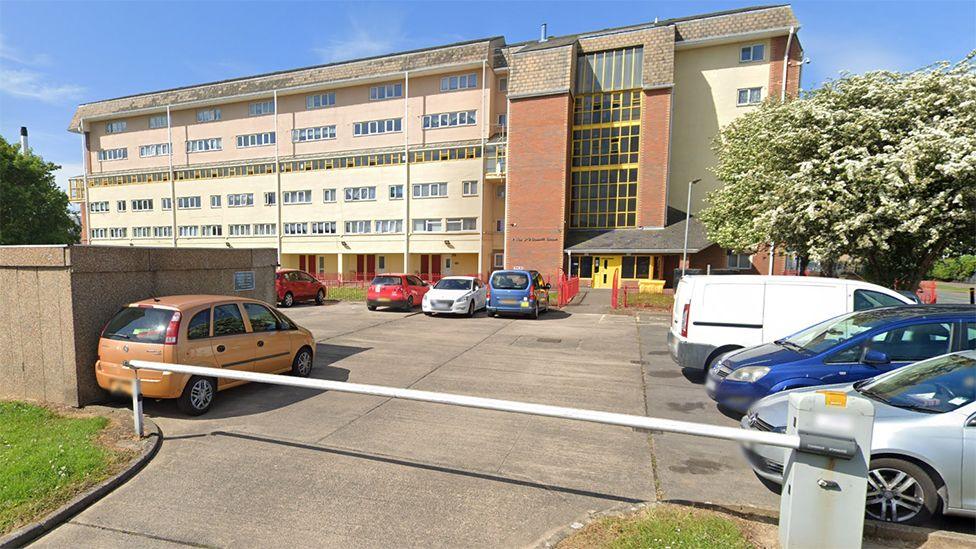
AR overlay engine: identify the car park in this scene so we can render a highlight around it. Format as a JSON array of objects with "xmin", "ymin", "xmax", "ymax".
[
  {"xmin": 486, "ymin": 269, "xmax": 551, "ymax": 319},
  {"xmin": 276, "ymin": 269, "xmax": 327, "ymax": 307},
  {"xmin": 740, "ymin": 350, "xmax": 976, "ymax": 525},
  {"xmin": 95, "ymin": 295, "xmax": 316, "ymax": 415},
  {"xmin": 422, "ymin": 276, "xmax": 487, "ymax": 316},
  {"xmin": 668, "ymin": 275, "xmax": 914, "ymax": 372},
  {"xmin": 706, "ymin": 305, "xmax": 976, "ymax": 413},
  {"xmin": 366, "ymin": 274, "xmax": 430, "ymax": 311}
]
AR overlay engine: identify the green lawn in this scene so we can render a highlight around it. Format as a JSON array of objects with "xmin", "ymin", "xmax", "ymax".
[
  {"xmin": 0, "ymin": 401, "xmax": 128, "ymax": 534},
  {"xmin": 559, "ymin": 505, "xmax": 753, "ymax": 549},
  {"xmin": 624, "ymin": 292, "xmax": 675, "ymax": 309},
  {"xmin": 326, "ymin": 286, "xmax": 366, "ymax": 301}
]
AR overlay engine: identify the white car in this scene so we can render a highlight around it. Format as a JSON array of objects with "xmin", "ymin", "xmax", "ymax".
[{"xmin": 422, "ymin": 276, "xmax": 487, "ymax": 316}]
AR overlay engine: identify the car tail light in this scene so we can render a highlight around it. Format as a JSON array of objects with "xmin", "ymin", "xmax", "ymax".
[
  {"xmin": 164, "ymin": 311, "xmax": 182, "ymax": 345},
  {"xmin": 680, "ymin": 303, "xmax": 690, "ymax": 338}
]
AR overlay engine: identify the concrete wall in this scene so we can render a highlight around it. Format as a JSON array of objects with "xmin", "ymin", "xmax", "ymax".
[{"xmin": 0, "ymin": 245, "xmax": 277, "ymax": 407}]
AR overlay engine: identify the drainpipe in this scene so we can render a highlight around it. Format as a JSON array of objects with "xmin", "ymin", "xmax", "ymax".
[
  {"xmin": 768, "ymin": 243, "xmax": 775, "ymax": 275},
  {"xmin": 166, "ymin": 105, "xmax": 177, "ymax": 247},
  {"xmin": 274, "ymin": 90, "xmax": 282, "ymax": 265},
  {"xmin": 781, "ymin": 26, "xmax": 795, "ymax": 101},
  {"xmin": 403, "ymin": 71, "xmax": 411, "ymax": 273},
  {"xmin": 503, "ymin": 96, "xmax": 511, "ymax": 269},
  {"xmin": 480, "ymin": 59, "xmax": 487, "ymax": 274}
]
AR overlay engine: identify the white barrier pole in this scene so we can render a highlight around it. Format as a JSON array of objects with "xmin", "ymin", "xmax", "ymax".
[{"xmin": 130, "ymin": 368, "xmax": 144, "ymax": 438}]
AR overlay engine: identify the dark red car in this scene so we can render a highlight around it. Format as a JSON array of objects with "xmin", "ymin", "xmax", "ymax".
[
  {"xmin": 276, "ymin": 269, "xmax": 327, "ymax": 307},
  {"xmin": 366, "ymin": 274, "xmax": 430, "ymax": 311}
]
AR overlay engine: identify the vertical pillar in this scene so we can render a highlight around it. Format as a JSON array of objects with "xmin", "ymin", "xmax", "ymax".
[
  {"xmin": 337, "ymin": 253, "xmax": 344, "ymax": 283},
  {"xmin": 402, "ymin": 71, "xmax": 411, "ymax": 273}
]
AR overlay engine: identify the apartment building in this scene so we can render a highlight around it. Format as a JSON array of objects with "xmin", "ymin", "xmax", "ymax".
[{"xmin": 68, "ymin": 4, "xmax": 803, "ymax": 286}]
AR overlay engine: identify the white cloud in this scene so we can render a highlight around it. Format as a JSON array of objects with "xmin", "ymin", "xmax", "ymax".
[
  {"xmin": 312, "ymin": 14, "xmax": 407, "ymax": 63},
  {"xmin": 53, "ymin": 162, "xmax": 83, "ymax": 194},
  {"xmin": 0, "ymin": 34, "xmax": 52, "ymax": 66},
  {"xmin": 0, "ymin": 68, "xmax": 85, "ymax": 104}
]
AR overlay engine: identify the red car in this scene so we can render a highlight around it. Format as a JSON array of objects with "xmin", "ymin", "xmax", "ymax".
[
  {"xmin": 276, "ymin": 269, "xmax": 327, "ymax": 307},
  {"xmin": 366, "ymin": 274, "xmax": 430, "ymax": 311}
]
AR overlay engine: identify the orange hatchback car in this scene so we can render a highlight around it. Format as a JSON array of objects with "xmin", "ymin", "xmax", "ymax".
[{"xmin": 95, "ymin": 295, "xmax": 315, "ymax": 415}]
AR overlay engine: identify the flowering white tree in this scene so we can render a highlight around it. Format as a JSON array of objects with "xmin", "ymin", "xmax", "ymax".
[{"xmin": 701, "ymin": 56, "xmax": 976, "ymax": 289}]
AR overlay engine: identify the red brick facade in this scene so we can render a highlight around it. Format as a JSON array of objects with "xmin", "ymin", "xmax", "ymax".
[
  {"xmin": 505, "ymin": 94, "xmax": 573, "ymax": 276},
  {"xmin": 637, "ymin": 88, "xmax": 672, "ymax": 228},
  {"xmin": 768, "ymin": 34, "xmax": 803, "ymax": 100}
]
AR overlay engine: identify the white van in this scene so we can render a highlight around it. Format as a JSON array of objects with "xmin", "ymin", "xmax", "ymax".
[{"xmin": 667, "ymin": 275, "xmax": 913, "ymax": 371}]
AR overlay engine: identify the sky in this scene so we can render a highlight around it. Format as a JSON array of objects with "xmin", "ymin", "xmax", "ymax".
[{"xmin": 1, "ymin": 0, "xmax": 974, "ymax": 196}]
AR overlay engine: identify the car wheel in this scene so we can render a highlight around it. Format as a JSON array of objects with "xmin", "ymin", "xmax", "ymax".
[
  {"xmin": 177, "ymin": 376, "xmax": 216, "ymax": 416},
  {"xmin": 282, "ymin": 292, "xmax": 294, "ymax": 308},
  {"xmin": 532, "ymin": 303, "xmax": 539, "ymax": 320},
  {"xmin": 466, "ymin": 302, "xmax": 475, "ymax": 317},
  {"xmin": 291, "ymin": 347, "xmax": 313, "ymax": 377},
  {"xmin": 315, "ymin": 289, "xmax": 326, "ymax": 305},
  {"xmin": 865, "ymin": 458, "xmax": 939, "ymax": 525},
  {"xmin": 367, "ymin": 305, "xmax": 377, "ymax": 311},
  {"xmin": 404, "ymin": 296, "xmax": 414, "ymax": 311}
]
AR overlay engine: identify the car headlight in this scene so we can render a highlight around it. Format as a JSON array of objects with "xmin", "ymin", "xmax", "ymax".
[{"xmin": 728, "ymin": 366, "xmax": 770, "ymax": 383}]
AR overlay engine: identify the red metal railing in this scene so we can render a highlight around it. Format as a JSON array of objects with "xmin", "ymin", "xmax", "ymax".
[{"xmin": 556, "ymin": 272, "xmax": 580, "ymax": 307}]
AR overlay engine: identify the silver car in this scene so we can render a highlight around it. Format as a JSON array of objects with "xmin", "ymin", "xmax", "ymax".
[{"xmin": 740, "ymin": 351, "xmax": 976, "ymax": 525}]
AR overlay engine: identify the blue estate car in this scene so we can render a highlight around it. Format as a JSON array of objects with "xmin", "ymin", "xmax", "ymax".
[
  {"xmin": 486, "ymin": 269, "xmax": 551, "ymax": 318},
  {"xmin": 706, "ymin": 305, "xmax": 976, "ymax": 413}
]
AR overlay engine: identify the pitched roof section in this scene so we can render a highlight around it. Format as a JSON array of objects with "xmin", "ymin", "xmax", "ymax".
[{"xmin": 564, "ymin": 209, "xmax": 712, "ymax": 253}]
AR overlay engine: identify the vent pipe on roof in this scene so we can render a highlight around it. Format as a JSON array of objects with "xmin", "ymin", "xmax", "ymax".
[
  {"xmin": 540, "ymin": 23, "xmax": 548, "ymax": 42},
  {"xmin": 19, "ymin": 126, "xmax": 29, "ymax": 155}
]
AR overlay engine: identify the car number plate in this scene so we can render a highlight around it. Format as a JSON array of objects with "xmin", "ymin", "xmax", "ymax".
[
  {"xmin": 500, "ymin": 299, "xmax": 518, "ymax": 305},
  {"xmin": 520, "ymin": 301, "xmax": 529, "ymax": 308},
  {"xmin": 378, "ymin": 297, "xmax": 390, "ymax": 302}
]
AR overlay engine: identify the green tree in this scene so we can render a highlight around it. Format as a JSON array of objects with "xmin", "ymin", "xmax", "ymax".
[
  {"xmin": 0, "ymin": 136, "xmax": 79, "ymax": 245},
  {"xmin": 701, "ymin": 56, "xmax": 976, "ymax": 290}
]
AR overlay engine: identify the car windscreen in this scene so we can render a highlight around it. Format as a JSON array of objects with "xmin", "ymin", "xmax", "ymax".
[
  {"xmin": 434, "ymin": 279, "xmax": 472, "ymax": 291},
  {"xmin": 783, "ymin": 309, "xmax": 894, "ymax": 354},
  {"xmin": 371, "ymin": 276, "xmax": 401, "ymax": 286},
  {"xmin": 490, "ymin": 272, "xmax": 530, "ymax": 290},
  {"xmin": 103, "ymin": 307, "xmax": 175, "ymax": 344},
  {"xmin": 857, "ymin": 353, "xmax": 976, "ymax": 413}
]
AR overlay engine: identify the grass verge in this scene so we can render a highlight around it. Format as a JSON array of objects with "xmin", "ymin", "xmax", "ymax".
[
  {"xmin": 558, "ymin": 504, "xmax": 755, "ymax": 549},
  {"xmin": 327, "ymin": 286, "xmax": 366, "ymax": 301},
  {"xmin": 624, "ymin": 292, "xmax": 675, "ymax": 309},
  {"xmin": 0, "ymin": 401, "xmax": 132, "ymax": 535}
]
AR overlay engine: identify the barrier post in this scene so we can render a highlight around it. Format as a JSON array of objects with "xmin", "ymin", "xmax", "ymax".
[{"xmin": 128, "ymin": 363, "xmax": 144, "ymax": 438}]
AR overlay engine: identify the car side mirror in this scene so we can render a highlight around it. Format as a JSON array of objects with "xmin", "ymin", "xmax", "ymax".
[{"xmin": 861, "ymin": 348, "xmax": 890, "ymax": 366}]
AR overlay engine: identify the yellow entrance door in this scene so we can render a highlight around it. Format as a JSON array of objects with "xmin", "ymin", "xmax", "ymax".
[{"xmin": 591, "ymin": 256, "xmax": 622, "ymax": 288}]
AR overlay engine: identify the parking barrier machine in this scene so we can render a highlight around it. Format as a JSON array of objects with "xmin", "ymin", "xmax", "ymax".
[{"xmin": 123, "ymin": 361, "xmax": 873, "ymax": 549}]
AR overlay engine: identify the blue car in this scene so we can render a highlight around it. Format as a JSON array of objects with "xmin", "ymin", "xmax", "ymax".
[
  {"xmin": 486, "ymin": 269, "xmax": 551, "ymax": 318},
  {"xmin": 706, "ymin": 304, "xmax": 976, "ymax": 413}
]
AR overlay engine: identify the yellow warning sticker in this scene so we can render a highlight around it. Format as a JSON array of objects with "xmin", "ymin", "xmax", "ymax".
[{"xmin": 817, "ymin": 390, "xmax": 848, "ymax": 407}]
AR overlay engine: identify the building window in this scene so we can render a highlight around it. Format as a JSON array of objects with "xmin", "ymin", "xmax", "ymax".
[
  {"xmin": 264, "ymin": 192, "xmax": 276, "ymax": 206},
  {"xmin": 178, "ymin": 225, "xmax": 199, "ymax": 237},
  {"xmin": 740, "ymin": 44, "xmax": 765, "ymax": 62},
  {"xmin": 149, "ymin": 114, "xmax": 167, "ymax": 129},
  {"xmin": 293, "ymin": 126, "xmax": 336, "ymax": 142},
  {"xmin": 462, "ymin": 181, "xmax": 478, "ymax": 196},
  {"xmin": 139, "ymin": 143, "xmax": 170, "ymax": 158},
  {"xmin": 412, "ymin": 218, "xmax": 442, "ymax": 232},
  {"xmin": 89, "ymin": 201, "xmax": 109, "ymax": 213},
  {"xmin": 105, "ymin": 120, "xmax": 127, "ymax": 134},
  {"xmin": 422, "ymin": 110, "xmax": 477, "ymax": 129},
  {"xmin": 97, "ymin": 148, "xmax": 127, "ymax": 161},
  {"xmin": 389, "ymin": 185, "xmax": 403, "ymax": 200},
  {"xmin": 493, "ymin": 252, "xmax": 504, "ymax": 268},
  {"xmin": 227, "ymin": 193, "xmax": 254, "ymax": 207},
  {"xmin": 621, "ymin": 256, "xmax": 652, "ymax": 279},
  {"xmin": 378, "ymin": 256, "xmax": 386, "ymax": 270},
  {"xmin": 375, "ymin": 219, "xmax": 402, "ymax": 233},
  {"xmin": 446, "ymin": 218, "xmax": 476, "ymax": 231},
  {"xmin": 90, "ymin": 228, "xmax": 107, "ymax": 239},
  {"xmin": 153, "ymin": 226, "xmax": 172, "ymax": 238},
  {"xmin": 283, "ymin": 190, "xmax": 312, "ymax": 204},
  {"xmin": 498, "ymin": 114, "xmax": 507, "ymax": 127},
  {"xmin": 229, "ymin": 224, "xmax": 251, "ymax": 236},
  {"xmin": 369, "ymin": 83, "xmax": 402, "ymax": 101},
  {"xmin": 109, "ymin": 227, "xmax": 127, "ymax": 239},
  {"xmin": 249, "ymin": 100, "xmax": 275, "ymax": 116},
  {"xmin": 737, "ymin": 87, "xmax": 763, "ymax": 106},
  {"xmin": 161, "ymin": 197, "xmax": 172, "ymax": 210},
  {"xmin": 727, "ymin": 251, "xmax": 752, "ymax": 269},
  {"xmin": 344, "ymin": 186, "xmax": 376, "ymax": 202},
  {"xmin": 236, "ymin": 132, "xmax": 276, "ymax": 148},
  {"xmin": 133, "ymin": 226, "xmax": 151, "ymax": 238},
  {"xmin": 284, "ymin": 222, "xmax": 308, "ymax": 235},
  {"xmin": 495, "ymin": 219, "xmax": 504, "ymax": 233},
  {"xmin": 131, "ymin": 199, "xmax": 153, "ymax": 211},
  {"xmin": 306, "ymin": 92, "xmax": 336, "ymax": 110},
  {"xmin": 353, "ymin": 118, "xmax": 402, "ymax": 136},
  {"xmin": 575, "ymin": 46, "xmax": 643, "ymax": 93},
  {"xmin": 498, "ymin": 77, "xmax": 508, "ymax": 92},
  {"xmin": 344, "ymin": 220, "xmax": 371, "ymax": 234},
  {"xmin": 440, "ymin": 73, "xmax": 478, "ymax": 92},
  {"xmin": 201, "ymin": 224, "xmax": 222, "ymax": 237},
  {"xmin": 496, "ymin": 186, "xmax": 506, "ymax": 198},
  {"xmin": 412, "ymin": 182, "xmax": 447, "ymax": 198},
  {"xmin": 177, "ymin": 196, "xmax": 201, "ymax": 209},
  {"xmin": 186, "ymin": 138, "xmax": 221, "ymax": 153},
  {"xmin": 311, "ymin": 221, "xmax": 336, "ymax": 235},
  {"xmin": 323, "ymin": 189, "xmax": 336, "ymax": 203},
  {"xmin": 116, "ymin": 200, "xmax": 127, "ymax": 212},
  {"xmin": 196, "ymin": 108, "xmax": 221, "ymax": 123},
  {"xmin": 209, "ymin": 195, "xmax": 221, "ymax": 208},
  {"xmin": 253, "ymin": 223, "xmax": 276, "ymax": 235}
]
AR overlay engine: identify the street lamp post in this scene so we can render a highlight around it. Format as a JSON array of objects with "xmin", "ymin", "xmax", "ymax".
[{"xmin": 681, "ymin": 178, "xmax": 701, "ymax": 278}]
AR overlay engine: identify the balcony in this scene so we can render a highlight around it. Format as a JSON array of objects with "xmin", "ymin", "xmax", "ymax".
[
  {"xmin": 68, "ymin": 177, "xmax": 85, "ymax": 202},
  {"xmin": 485, "ymin": 142, "xmax": 506, "ymax": 180}
]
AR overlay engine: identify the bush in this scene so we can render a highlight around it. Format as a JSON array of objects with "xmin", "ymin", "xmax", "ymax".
[{"xmin": 930, "ymin": 255, "xmax": 976, "ymax": 281}]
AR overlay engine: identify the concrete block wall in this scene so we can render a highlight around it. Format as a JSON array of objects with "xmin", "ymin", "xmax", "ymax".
[{"xmin": 0, "ymin": 245, "xmax": 277, "ymax": 406}]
